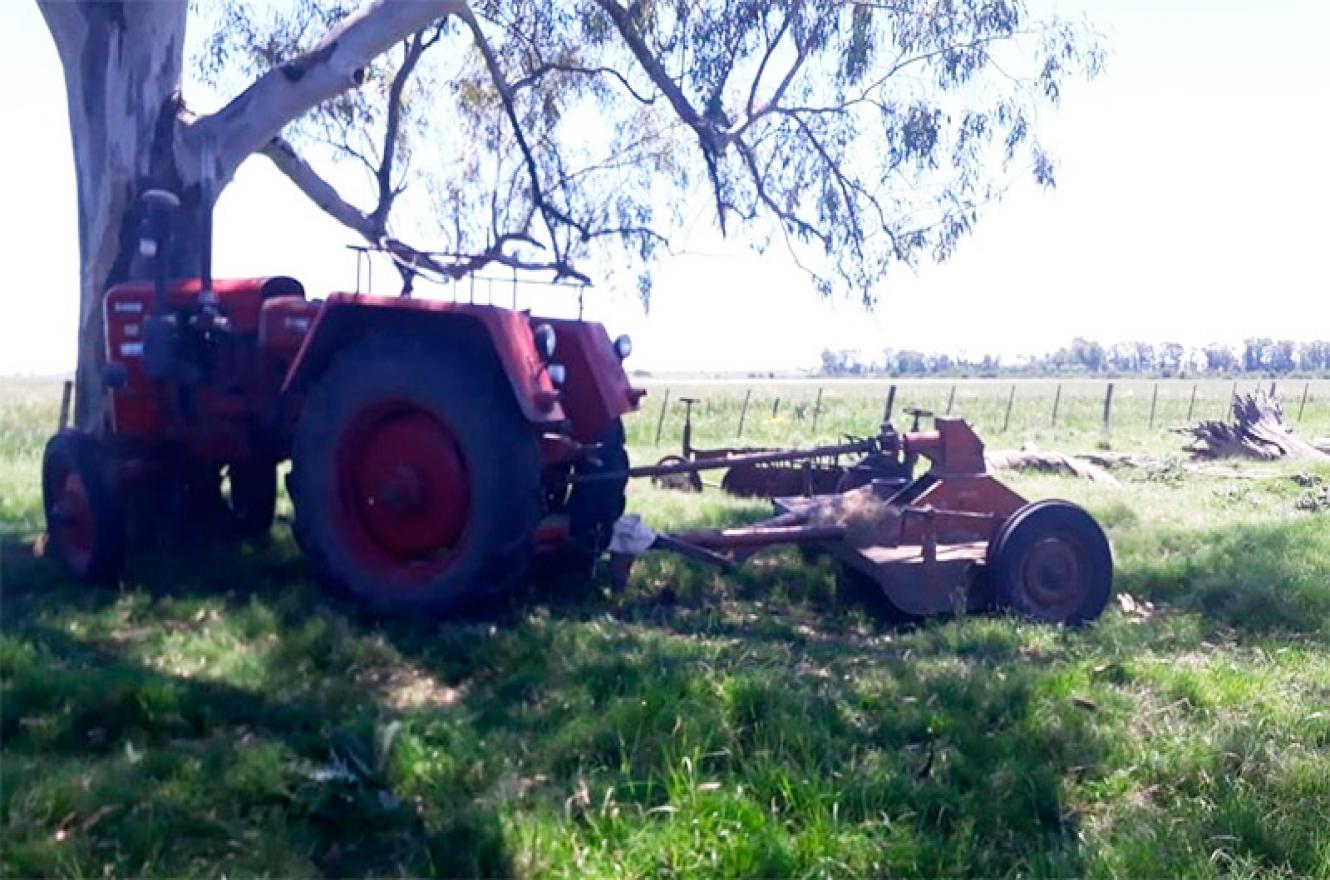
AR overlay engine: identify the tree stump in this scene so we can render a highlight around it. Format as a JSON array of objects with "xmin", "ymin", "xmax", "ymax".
[{"xmin": 1177, "ymin": 391, "xmax": 1328, "ymax": 461}]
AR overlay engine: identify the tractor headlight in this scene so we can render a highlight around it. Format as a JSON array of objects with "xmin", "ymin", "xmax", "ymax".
[
  {"xmin": 614, "ymin": 334, "xmax": 633, "ymax": 360},
  {"xmin": 547, "ymin": 363, "xmax": 567, "ymax": 386},
  {"xmin": 533, "ymin": 323, "xmax": 557, "ymax": 360}
]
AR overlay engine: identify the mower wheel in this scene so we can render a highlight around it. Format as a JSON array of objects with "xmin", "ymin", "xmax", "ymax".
[
  {"xmin": 987, "ymin": 500, "xmax": 1112, "ymax": 626},
  {"xmin": 41, "ymin": 430, "xmax": 125, "ymax": 585},
  {"xmin": 651, "ymin": 455, "xmax": 702, "ymax": 493},
  {"xmin": 223, "ymin": 463, "xmax": 277, "ymax": 540},
  {"xmin": 289, "ymin": 337, "xmax": 542, "ymax": 615}
]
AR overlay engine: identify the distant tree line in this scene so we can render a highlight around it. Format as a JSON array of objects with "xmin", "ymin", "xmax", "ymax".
[{"xmin": 819, "ymin": 338, "xmax": 1330, "ymax": 378}]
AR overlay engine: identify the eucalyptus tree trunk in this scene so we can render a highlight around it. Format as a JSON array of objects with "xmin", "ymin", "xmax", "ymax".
[
  {"xmin": 38, "ymin": 0, "xmax": 460, "ymax": 431},
  {"xmin": 39, "ymin": 0, "xmax": 198, "ymax": 430}
]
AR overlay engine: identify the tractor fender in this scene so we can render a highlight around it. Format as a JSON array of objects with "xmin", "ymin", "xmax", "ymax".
[{"xmin": 281, "ymin": 294, "xmax": 564, "ymax": 424}]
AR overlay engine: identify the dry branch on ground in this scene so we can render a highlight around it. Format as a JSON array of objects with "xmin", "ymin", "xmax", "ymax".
[
  {"xmin": 986, "ymin": 447, "xmax": 1120, "ymax": 484},
  {"xmin": 1177, "ymin": 392, "xmax": 1329, "ymax": 461}
]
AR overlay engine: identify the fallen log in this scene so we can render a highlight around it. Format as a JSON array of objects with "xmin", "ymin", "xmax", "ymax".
[
  {"xmin": 986, "ymin": 446, "xmax": 1120, "ymax": 484},
  {"xmin": 1177, "ymin": 392, "xmax": 1329, "ymax": 461}
]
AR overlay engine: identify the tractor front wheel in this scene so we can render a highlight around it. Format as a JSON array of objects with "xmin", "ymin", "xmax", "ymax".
[
  {"xmin": 987, "ymin": 500, "xmax": 1112, "ymax": 626},
  {"xmin": 41, "ymin": 430, "xmax": 125, "ymax": 585},
  {"xmin": 289, "ymin": 338, "xmax": 542, "ymax": 615}
]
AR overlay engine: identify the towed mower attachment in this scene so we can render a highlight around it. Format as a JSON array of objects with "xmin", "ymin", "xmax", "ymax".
[{"xmin": 610, "ymin": 418, "xmax": 1113, "ymax": 626}]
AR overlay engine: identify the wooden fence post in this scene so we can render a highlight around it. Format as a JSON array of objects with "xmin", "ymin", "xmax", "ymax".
[
  {"xmin": 654, "ymin": 388, "xmax": 670, "ymax": 445},
  {"xmin": 736, "ymin": 388, "xmax": 752, "ymax": 438},
  {"xmin": 1186, "ymin": 382, "xmax": 1198, "ymax": 421},
  {"xmin": 58, "ymin": 380, "xmax": 73, "ymax": 431},
  {"xmin": 1102, "ymin": 382, "xmax": 1115, "ymax": 434},
  {"xmin": 812, "ymin": 387, "xmax": 824, "ymax": 433},
  {"xmin": 1051, "ymin": 383, "xmax": 1062, "ymax": 426},
  {"xmin": 1298, "ymin": 382, "xmax": 1310, "ymax": 422},
  {"xmin": 945, "ymin": 384, "xmax": 956, "ymax": 415},
  {"xmin": 1148, "ymin": 383, "xmax": 1159, "ymax": 429},
  {"xmin": 883, "ymin": 385, "xmax": 897, "ymax": 423},
  {"xmin": 1002, "ymin": 384, "xmax": 1016, "ymax": 432}
]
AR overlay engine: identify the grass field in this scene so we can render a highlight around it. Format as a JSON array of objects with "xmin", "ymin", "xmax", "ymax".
[{"xmin": 2, "ymin": 377, "xmax": 1329, "ymax": 878}]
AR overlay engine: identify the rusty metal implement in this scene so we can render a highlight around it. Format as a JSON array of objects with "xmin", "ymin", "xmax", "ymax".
[{"xmin": 608, "ymin": 417, "xmax": 1114, "ymax": 626}]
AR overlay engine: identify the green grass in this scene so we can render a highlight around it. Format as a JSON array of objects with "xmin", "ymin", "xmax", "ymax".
[
  {"xmin": 629, "ymin": 378, "xmax": 1330, "ymax": 462},
  {"xmin": 3, "ymin": 378, "xmax": 1329, "ymax": 878}
]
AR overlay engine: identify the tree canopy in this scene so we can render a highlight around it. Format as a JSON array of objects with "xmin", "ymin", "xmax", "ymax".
[
  {"xmin": 39, "ymin": 0, "xmax": 1102, "ymax": 425},
  {"xmin": 196, "ymin": 0, "xmax": 1104, "ymax": 304}
]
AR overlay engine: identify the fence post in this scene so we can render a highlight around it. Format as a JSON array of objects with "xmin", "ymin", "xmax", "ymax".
[
  {"xmin": 736, "ymin": 388, "xmax": 752, "ymax": 438},
  {"xmin": 883, "ymin": 384, "xmax": 897, "ymax": 423},
  {"xmin": 654, "ymin": 388, "xmax": 670, "ymax": 445},
  {"xmin": 58, "ymin": 380, "xmax": 73, "ymax": 431},
  {"xmin": 772, "ymin": 397, "xmax": 781, "ymax": 418},
  {"xmin": 1051, "ymin": 384, "xmax": 1062, "ymax": 427},
  {"xmin": 1186, "ymin": 382, "xmax": 1198, "ymax": 421},
  {"xmin": 945, "ymin": 384, "xmax": 956, "ymax": 415},
  {"xmin": 1148, "ymin": 383, "xmax": 1159, "ymax": 429},
  {"xmin": 1001, "ymin": 384, "xmax": 1016, "ymax": 433},
  {"xmin": 1298, "ymin": 382, "xmax": 1310, "ymax": 422},
  {"xmin": 1102, "ymin": 382, "xmax": 1115, "ymax": 434},
  {"xmin": 812, "ymin": 387, "xmax": 824, "ymax": 434}
]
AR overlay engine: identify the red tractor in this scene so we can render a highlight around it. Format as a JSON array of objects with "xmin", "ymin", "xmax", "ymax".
[{"xmin": 42, "ymin": 190, "xmax": 642, "ymax": 615}]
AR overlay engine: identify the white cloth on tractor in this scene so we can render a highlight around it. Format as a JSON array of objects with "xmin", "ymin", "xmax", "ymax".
[{"xmin": 608, "ymin": 514, "xmax": 657, "ymax": 555}]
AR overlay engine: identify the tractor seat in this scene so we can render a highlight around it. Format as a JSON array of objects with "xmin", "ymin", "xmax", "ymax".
[{"xmin": 259, "ymin": 276, "xmax": 306, "ymax": 299}]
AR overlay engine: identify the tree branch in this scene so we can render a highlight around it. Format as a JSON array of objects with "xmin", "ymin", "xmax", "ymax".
[
  {"xmin": 370, "ymin": 30, "xmax": 428, "ymax": 228},
  {"xmin": 510, "ymin": 61, "xmax": 657, "ymax": 105},
  {"xmin": 260, "ymin": 136, "xmax": 377, "ymax": 239},
  {"xmin": 590, "ymin": 0, "xmax": 708, "ymax": 139},
  {"xmin": 193, "ymin": 0, "xmax": 465, "ymax": 180}
]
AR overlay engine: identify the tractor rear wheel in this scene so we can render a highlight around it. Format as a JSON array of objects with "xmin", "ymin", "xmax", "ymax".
[
  {"xmin": 987, "ymin": 500, "xmax": 1112, "ymax": 626},
  {"xmin": 41, "ymin": 430, "xmax": 125, "ymax": 585},
  {"xmin": 289, "ymin": 338, "xmax": 542, "ymax": 615}
]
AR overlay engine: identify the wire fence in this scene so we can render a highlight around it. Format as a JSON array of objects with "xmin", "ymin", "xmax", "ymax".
[{"xmin": 625, "ymin": 378, "xmax": 1330, "ymax": 452}]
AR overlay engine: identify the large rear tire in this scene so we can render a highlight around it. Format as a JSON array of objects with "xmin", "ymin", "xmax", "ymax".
[
  {"xmin": 41, "ymin": 430, "xmax": 125, "ymax": 585},
  {"xmin": 987, "ymin": 500, "xmax": 1112, "ymax": 626},
  {"xmin": 289, "ymin": 338, "xmax": 543, "ymax": 615}
]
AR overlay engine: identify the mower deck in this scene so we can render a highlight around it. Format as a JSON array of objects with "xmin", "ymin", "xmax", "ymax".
[{"xmin": 610, "ymin": 417, "xmax": 1115, "ymax": 626}]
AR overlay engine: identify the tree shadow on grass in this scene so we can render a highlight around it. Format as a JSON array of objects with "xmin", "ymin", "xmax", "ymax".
[
  {"xmin": 1113, "ymin": 514, "xmax": 1330, "ymax": 642},
  {"xmin": 1, "ymin": 540, "xmax": 514, "ymax": 878},
  {"xmin": 5, "ymin": 506, "xmax": 1328, "ymax": 877}
]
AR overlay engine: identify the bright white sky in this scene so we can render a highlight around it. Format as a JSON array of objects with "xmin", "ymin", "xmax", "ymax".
[{"xmin": 1, "ymin": 0, "xmax": 1327, "ymax": 375}]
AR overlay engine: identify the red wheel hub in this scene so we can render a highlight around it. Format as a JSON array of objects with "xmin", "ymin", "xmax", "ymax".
[
  {"xmin": 336, "ymin": 402, "xmax": 471, "ymax": 577},
  {"xmin": 50, "ymin": 471, "xmax": 94, "ymax": 574}
]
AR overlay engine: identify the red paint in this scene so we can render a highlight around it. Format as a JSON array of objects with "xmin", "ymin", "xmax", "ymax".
[
  {"xmin": 891, "ymin": 418, "xmax": 1027, "ymax": 546},
  {"xmin": 104, "ymin": 278, "xmax": 314, "ymax": 450},
  {"xmin": 96, "ymin": 273, "xmax": 639, "ymax": 576},
  {"xmin": 333, "ymin": 400, "xmax": 471, "ymax": 583},
  {"xmin": 540, "ymin": 318, "xmax": 645, "ymax": 442},
  {"xmin": 282, "ymin": 294, "xmax": 566, "ymax": 425}
]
